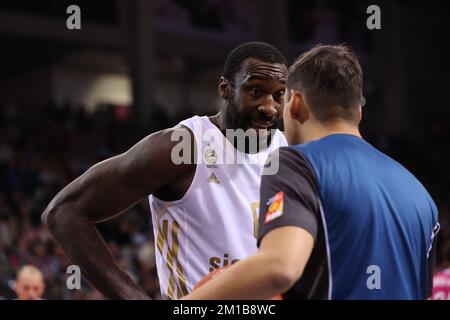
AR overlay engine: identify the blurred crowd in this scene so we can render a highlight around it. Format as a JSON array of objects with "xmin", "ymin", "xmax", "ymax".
[
  {"xmin": 0, "ymin": 100, "xmax": 449, "ymax": 299},
  {"xmin": 0, "ymin": 101, "xmax": 182, "ymax": 299}
]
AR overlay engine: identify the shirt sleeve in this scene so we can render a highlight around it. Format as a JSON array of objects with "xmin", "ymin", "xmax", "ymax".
[{"xmin": 257, "ymin": 146, "xmax": 321, "ymax": 246}]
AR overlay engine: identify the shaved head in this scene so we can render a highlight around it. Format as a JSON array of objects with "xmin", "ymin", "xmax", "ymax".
[{"xmin": 15, "ymin": 265, "xmax": 45, "ymax": 300}]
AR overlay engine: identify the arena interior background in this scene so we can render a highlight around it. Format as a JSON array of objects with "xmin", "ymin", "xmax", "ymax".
[{"xmin": 0, "ymin": 0, "xmax": 448, "ymax": 299}]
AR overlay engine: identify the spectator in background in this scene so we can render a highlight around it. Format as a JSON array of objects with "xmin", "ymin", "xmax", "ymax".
[{"xmin": 14, "ymin": 265, "xmax": 45, "ymax": 300}]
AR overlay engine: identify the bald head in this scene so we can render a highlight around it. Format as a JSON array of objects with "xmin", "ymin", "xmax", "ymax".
[{"xmin": 15, "ymin": 265, "xmax": 45, "ymax": 300}]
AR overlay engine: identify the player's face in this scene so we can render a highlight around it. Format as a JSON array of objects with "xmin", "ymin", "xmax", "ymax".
[
  {"xmin": 226, "ymin": 58, "xmax": 287, "ymax": 136},
  {"xmin": 15, "ymin": 274, "xmax": 45, "ymax": 300}
]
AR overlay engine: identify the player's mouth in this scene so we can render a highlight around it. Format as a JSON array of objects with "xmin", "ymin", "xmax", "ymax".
[
  {"xmin": 249, "ymin": 120, "xmax": 275, "ymax": 129},
  {"xmin": 248, "ymin": 120, "xmax": 275, "ymax": 136}
]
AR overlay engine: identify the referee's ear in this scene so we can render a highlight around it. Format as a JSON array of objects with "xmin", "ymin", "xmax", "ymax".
[
  {"xmin": 358, "ymin": 106, "xmax": 363, "ymax": 123},
  {"xmin": 290, "ymin": 90, "xmax": 310, "ymax": 125}
]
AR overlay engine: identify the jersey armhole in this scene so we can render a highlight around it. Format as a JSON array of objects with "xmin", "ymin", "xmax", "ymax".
[{"xmin": 151, "ymin": 125, "xmax": 200, "ymax": 205}]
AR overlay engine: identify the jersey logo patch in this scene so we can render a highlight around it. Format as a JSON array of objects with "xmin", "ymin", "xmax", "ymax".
[
  {"xmin": 204, "ymin": 145, "xmax": 218, "ymax": 165},
  {"xmin": 207, "ymin": 172, "xmax": 220, "ymax": 184},
  {"xmin": 264, "ymin": 191, "xmax": 284, "ymax": 224}
]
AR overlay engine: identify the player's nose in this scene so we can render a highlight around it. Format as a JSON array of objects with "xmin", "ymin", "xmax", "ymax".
[
  {"xmin": 259, "ymin": 94, "xmax": 279, "ymax": 117},
  {"xmin": 258, "ymin": 103, "xmax": 278, "ymax": 119}
]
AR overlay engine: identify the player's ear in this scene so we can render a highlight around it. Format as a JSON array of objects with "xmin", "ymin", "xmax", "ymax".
[{"xmin": 218, "ymin": 77, "xmax": 229, "ymax": 100}]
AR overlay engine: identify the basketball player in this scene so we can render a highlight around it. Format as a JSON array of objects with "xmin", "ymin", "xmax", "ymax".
[
  {"xmin": 183, "ymin": 45, "xmax": 440, "ymax": 300},
  {"xmin": 41, "ymin": 42, "xmax": 288, "ymax": 299},
  {"xmin": 14, "ymin": 265, "xmax": 45, "ymax": 300}
]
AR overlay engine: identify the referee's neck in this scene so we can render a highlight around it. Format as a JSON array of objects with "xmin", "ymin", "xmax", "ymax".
[{"xmin": 297, "ymin": 119, "xmax": 361, "ymax": 144}]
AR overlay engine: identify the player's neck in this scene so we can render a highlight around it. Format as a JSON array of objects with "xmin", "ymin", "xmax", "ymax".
[
  {"xmin": 209, "ymin": 113, "xmax": 223, "ymax": 131},
  {"xmin": 298, "ymin": 118, "xmax": 361, "ymax": 144}
]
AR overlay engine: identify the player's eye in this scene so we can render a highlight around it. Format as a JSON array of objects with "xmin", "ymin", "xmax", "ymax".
[
  {"xmin": 248, "ymin": 87, "xmax": 262, "ymax": 98},
  {"xmin": 274, "ymin": 90, "xmax": 285, "ymax": 102}
]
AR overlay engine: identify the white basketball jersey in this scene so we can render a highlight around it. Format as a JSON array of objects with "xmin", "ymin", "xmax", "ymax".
[{"xmin": 148, "ymin": 115, "xmax": 287, "ymax": 299}]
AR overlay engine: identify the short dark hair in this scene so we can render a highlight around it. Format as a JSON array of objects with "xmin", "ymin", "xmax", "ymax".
[
  {"xmin": 222, "ymin": 41, "xmax": 287, "ymax": 83},
  {"xmin": 287, "ymin": 44, "xmax": 364, "ymax": 122}
]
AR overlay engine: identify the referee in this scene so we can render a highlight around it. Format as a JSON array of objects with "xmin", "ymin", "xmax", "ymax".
[{"xmin": 184, "ymin": 45, "xmax": 440, "ymax": 300}]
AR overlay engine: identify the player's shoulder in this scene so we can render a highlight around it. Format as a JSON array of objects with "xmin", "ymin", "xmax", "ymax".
[
  {"xmin": 120, "ymin": 124, "xmax": 196, "ymax": 173},
  {"xmin": 152, "ymin": 124, "xmax": 194, "ymax": 139},
  {"xmin": 140, "ymin": 124, "xmax": 194, "ymax": 151}
]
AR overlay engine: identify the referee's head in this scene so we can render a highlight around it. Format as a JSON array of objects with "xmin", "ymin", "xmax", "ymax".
[{"xmin": 284, "ymin": 45, "xmax": 364, "ymax": 144}]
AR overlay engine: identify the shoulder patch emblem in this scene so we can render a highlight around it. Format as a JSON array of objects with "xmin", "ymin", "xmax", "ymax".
[{"xmin": 264, "ymin": 191, "xmax": 284, "ymax": 224}]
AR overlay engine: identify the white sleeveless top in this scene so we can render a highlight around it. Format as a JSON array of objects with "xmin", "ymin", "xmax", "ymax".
[{"xmin": 148, "ymin": 115, "xmax": 287, "ymax": 299}]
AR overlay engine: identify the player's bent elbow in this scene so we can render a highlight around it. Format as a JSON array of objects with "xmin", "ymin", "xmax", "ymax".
[
  {"xmin": 41, "ymin": 200, "xmax": 63, "ymax": 231},
  {"xmin": 264, "ymin": 256, "xmax": 302, "ymax": 293},
  {"xmin": 41, "ymin": 198, "xmax": 76, "ymax": 233}
]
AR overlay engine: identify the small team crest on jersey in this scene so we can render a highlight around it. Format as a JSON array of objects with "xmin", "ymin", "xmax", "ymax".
[
  {"xmin": 204, "ymin": 145, "xmax": 218, "ymax": 167},
  {"xmin": 204, "ymin": 147, "xmax": 217, "ymax": 164},
  {"xmin": 264, "ymin": 191, "xmax": 284, "ymax": 224}
]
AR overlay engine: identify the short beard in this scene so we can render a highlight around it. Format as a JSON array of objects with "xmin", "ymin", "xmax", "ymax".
[
  {"xmin": 222, "ymin": 100, "xmax": 273, "ymax": 154},
  {"xmin": 223, "ymin": 91, "xmax": 242, "ymax": 131}
]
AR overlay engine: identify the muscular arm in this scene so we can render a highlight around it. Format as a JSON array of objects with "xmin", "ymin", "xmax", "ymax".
[
  {"xmin": 183, "ymin": 226, "xmax": 314, "ymax": 300},
  {"xmin": 183, "ymin": 147, "xmax": 320, "ymax": 300},
  {"xmin": 41, "ymin": 127, "xmax": 195, "ymax": 299}
]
